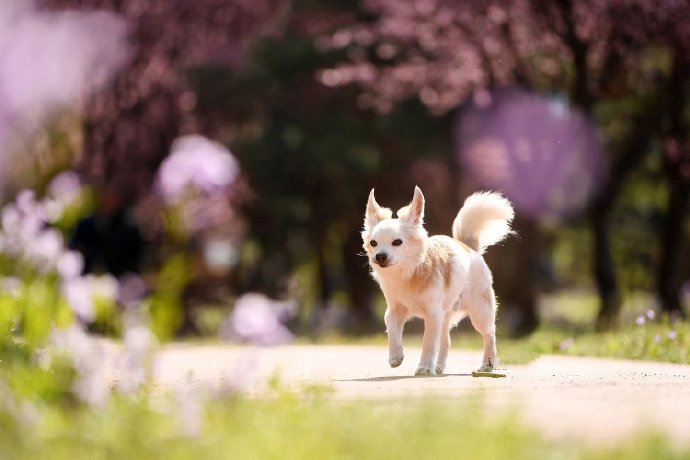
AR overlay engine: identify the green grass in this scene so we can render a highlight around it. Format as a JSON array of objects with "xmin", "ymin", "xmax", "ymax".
[
  {"xmin": 306, "ymin": 291, "xmax": 690, "ymax": 365},
  {"xmin": 2, "ymin": 390, "xmax": 687, "ymax": 460}
]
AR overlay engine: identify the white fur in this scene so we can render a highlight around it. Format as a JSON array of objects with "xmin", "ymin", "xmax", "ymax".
[
  {"xmin": 452, "ymin": 191, "xmax": 514, "ymax": 254},
  {"xmin": 362, "ymin": 187, "xmax": 514, "ymax": 375}
]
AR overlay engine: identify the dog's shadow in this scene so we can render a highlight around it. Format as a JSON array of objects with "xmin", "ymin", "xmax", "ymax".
[{"xmin": 337, "ymin": 373, "xmax": 472, "ymax": 382}]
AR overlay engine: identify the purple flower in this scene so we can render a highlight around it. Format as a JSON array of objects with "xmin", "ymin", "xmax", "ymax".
[
  {"xmin": 117, "ymin": 272, "xmax": 147, "ymax": 308},
  {"xmin": 0, "ymin": 1, "xmax": 129, "ymax": 158},
  {"xmin": 668, "ymin": 331, "xmax": 677, "ymax": 341},
  {"xmin": 220, "ymin": 293, "xmax": 294, "ymax": 346},
  {"xmin": 155, "ymin": 135, "xmax": 239, "ymax": 203},
  {"xmin": 635, "ymin": 315, "xmax": 646, "ymax": 326},
  {"xmin": 645, "ymin": 309, "xmax": 656, "ymax": 320}
]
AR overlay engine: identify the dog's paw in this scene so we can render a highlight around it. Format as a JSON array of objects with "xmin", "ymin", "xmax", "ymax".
[
  {"xmin": 476, "ymin": 363, "xmax": 494, "ymax": 373},
  {"xmin": 415, "ymin": 367, "xmax": 436, "ymax": 376},
  {"xmin": 389, "ymin": 353, "xmax": 404, "ymax": 368},
  {"xmin": 435, "ymin": 365, "xmax": 445, "ymax": 375}
]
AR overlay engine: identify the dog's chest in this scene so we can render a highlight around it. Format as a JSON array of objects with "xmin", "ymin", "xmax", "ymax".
[{"xmin": 378, "ymin": 276, "xmax": 436, "ymax": 312}]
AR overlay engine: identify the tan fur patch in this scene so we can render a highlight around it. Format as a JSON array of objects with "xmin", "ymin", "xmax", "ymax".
[{"xmin": 409, "ymin": 239, "xmax": 453, "ymax": 290}]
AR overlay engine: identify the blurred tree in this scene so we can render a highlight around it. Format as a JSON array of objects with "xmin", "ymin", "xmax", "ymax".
[
  {"xmin": 318, "ymin": 0, "xmax": 570, "ymax": 333},
  {"xmin": 190, "ymin": 14, "xmax": 451, "ymax": 328},
  {"xmin": 322, "ymin": 0, "xmax": 690, "ymax": 330},
  {"xmin": 39, "ymin": 0, "xmax": 289, "ymax": 197}
]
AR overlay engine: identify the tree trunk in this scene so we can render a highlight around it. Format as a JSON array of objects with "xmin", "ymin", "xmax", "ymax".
[
  {"xmin": 593, "ymin": 206, "xmax": 621, "ymax": 329},
  {"xmin": 657, "ymin": 47, "xmax": 690, "ymax": 319},
  {"xmin": 342, "ymin": 228, "xmax": 377, "ymax": 331},
  {"xmin": 657, "ymin": 178, "xmax": 689, "ymax": 318},
  {"xmin": 489, "ymin": 215, "xmax": 539, "ymax": 336}
]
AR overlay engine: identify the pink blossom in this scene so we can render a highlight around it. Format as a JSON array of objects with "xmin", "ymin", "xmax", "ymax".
[
  {"xmin": 220, "ymin": 293, "xmax": 294, "ymax": 346},
  {"xmin": 457, "ymin": 88, "xmax": 604, "ymax": 220},
  {"xmin": 0, "ymin": 1, "xmax": 130, "ymax": 117},
  {"xmin": 117, "ymin": 273, "xmax": 147, "ymax": 309},
  {"xmin": 155, "ymin": 135, "xmax": 239, "ymax": 203}
]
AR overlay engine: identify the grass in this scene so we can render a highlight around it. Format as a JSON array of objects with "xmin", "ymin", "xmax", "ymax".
[
  {"xmin": 307, "ymin": 291, "xmax": 690, "ymax": 365},
  {"xmin": 2, "ymin": 390, "xmax": 688, "ymax": 460},
  {"xmin": 2, "ymin": 290, "xmax": 688, "ymax": 459}
]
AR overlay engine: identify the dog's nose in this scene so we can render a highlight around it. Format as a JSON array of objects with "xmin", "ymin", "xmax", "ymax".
[{"xmin": 375, "ymin": 252, "xmax": 388, "ymax": 264}]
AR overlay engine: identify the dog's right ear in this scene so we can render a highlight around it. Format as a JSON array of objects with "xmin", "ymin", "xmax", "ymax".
[{"xmin": 365, "ymin": 189, "xmax": 392, "ymax": 230}]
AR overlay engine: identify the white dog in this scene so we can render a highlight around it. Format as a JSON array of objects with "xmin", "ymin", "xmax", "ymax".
[{"xmin": 362, "ymin": 186, "xmax": 514, "ymax": 376}]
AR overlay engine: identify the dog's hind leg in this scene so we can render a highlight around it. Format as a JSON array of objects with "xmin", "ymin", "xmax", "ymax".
[
  {"xmin": 435, "ymin": 314, "xmax": 453, "ymax": 374},
  {"xmin": 467, "ymin": 289, "xmax": 498, "ymax": 372}
]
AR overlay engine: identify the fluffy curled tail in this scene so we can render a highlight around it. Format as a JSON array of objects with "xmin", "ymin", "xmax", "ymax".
[{"xmin": 452, "ymin": 192, "xmax": 514, "ymax": 254}]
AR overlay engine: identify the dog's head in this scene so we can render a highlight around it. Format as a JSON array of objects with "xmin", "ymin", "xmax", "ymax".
[{"xmin": 361, "ymin": 186, "xmax": 428, "ymax": 272}]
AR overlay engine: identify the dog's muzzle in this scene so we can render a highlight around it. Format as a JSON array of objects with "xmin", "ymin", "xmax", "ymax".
[{"xmin": 374, "ymin": 252, "xmax": 390, "ymax": 267}]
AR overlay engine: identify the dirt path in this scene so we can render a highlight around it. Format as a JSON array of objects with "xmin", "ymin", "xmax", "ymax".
[{"xmin": 150, "ymin": 344, "xmax": 690, "ymax": 446}]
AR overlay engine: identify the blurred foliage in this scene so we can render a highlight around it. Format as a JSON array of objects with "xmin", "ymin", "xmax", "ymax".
[
  {"xmin": 27, "ymin": 0, "xmax": 690, "ymax": 331},
  {"xmin": 1, "ymin": 389, "xmax": 688, "ymax": 460}
]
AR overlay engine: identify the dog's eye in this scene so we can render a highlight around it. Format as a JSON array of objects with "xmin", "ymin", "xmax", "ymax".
[
  {"xmin": 370, "ymin": 240, "xmax": 378, "ymax": 247},
  {"xmin": 392, "ymin": 239, "xmax": 403, "ymax": 246}
]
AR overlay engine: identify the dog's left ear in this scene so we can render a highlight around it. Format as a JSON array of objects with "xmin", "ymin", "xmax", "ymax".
[{"xmin": 398, "ymin": 186, "xmax": 425, "ymax": 226}]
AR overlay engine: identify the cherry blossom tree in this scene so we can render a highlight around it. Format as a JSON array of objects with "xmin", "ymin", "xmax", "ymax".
[
  {"xmin": 321, "ymin": 0, "xmax": 689, "ymax": 328},
  {"xmin": 39, "ymin": 0, "xmax": 290, "ymax": 197}
]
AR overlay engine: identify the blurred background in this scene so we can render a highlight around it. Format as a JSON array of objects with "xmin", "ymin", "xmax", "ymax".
[{"xmin": 2, "ymin": 0, "xmax": 689, "ymax": 342}]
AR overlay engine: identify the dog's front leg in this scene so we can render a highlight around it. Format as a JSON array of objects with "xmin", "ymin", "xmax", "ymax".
[
  {"xmin": 435, "ymin": 315, "xmax": 452, "ymax": 374},
  {"xmin": 384, "ymin": 306, "xmax": 406, "ymax": 368},
  {"xmin": 416, "ymin": 311, "xmax": 443, "ymax": 376}
]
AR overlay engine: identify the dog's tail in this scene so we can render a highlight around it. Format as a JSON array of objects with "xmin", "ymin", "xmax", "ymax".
[{"xmin": 452, "ymin": 192, "xmax": 514, "ymax": 254}]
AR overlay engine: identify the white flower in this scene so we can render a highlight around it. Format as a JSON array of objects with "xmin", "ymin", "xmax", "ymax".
[
  {"xmin": 25, "ymin": 228, "xmax": 63, "ymax": 269},
  {"xmin": 86, "ymin": 274, "xmax": 118, "ymax": 302},
  {"xmin": 51, "ymin": 324, "xmax": 110, "ymax": 407},
  {"xmin": 116, "ymin": 312, "xmax": 155, "ymax": 394},
  {"xmin": 47, "ymin": 171, "xmax": 81, "ymax": 208},
  {"xmin": 175, "ymin": 374, "xmax": 204, "ymax": 438},
  {"xmin": 56, "ymin": 250, "xmax": 84, "ymax": 280},
  {"xmin": 61, "ymin": 278, "xmax": 95, "ymax": 323}
]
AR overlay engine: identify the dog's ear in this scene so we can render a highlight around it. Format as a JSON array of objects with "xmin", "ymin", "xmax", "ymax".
[
  {"xmin": 365, "ymin": 189, "xmax": 392, "ymax": 230},
  {"xmin": 398, "ymin": 186, "xmax": 425, "ymax": 226}
]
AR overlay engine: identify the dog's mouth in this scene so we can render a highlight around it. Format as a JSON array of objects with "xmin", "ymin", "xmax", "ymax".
[{"xmin": 373, "ymin": 260, "xmax": 394, "ymax": 268}]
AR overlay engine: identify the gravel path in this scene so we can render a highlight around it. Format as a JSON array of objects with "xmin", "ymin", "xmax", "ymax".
[{"xmin": 150, "ymin": 344, "xmax": 690, "ymax": 446}]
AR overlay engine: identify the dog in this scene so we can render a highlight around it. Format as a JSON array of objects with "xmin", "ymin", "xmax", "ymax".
[{"xmin": 362, "ymin": 186, "xmax": 514, "ymax": 376}]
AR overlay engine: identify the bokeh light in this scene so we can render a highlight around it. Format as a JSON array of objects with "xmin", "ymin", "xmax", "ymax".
[{"xmin": 457, "ymin": 88, "xmax": 605, "ymax": 221}]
